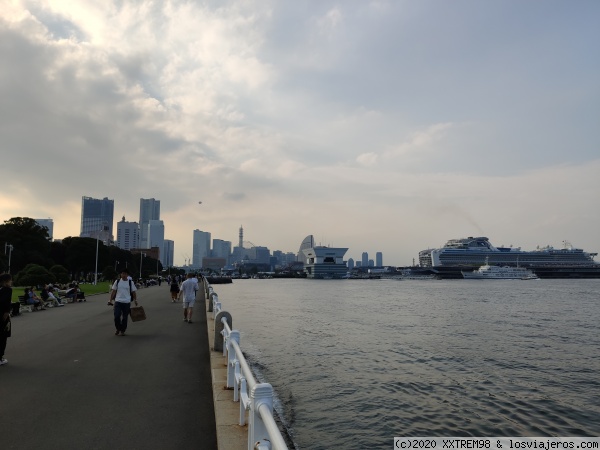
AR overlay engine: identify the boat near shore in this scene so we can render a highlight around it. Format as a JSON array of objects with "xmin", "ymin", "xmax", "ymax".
[{"xmin": 462, "ymin": 263, "xmax": 539, "ymax": 280}]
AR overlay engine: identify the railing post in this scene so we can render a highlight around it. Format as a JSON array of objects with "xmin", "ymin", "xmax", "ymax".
[
  {"xmin": 214, "ymin": 311, "xmax": 232, "ymax": 352},
  {"xmin": 208, "ymin": 292, "xmax": 217, "ymax": 312},
  {"xmin": 227, "ymin": 330, "xmax": 240, "ymax": 388},
  {"xmin": 249, "ymin": 383, "xmax": 274, "ymax": 450}
]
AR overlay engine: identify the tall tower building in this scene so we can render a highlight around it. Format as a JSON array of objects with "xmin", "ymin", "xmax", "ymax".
[
  {"xmin": 361, "ymin": 252, "xmax": 369, "ymax": 267},
  {"xmin": 376, "ymin": 252, "xmax": 383, "ymax": 267},
  {"xmin": 163, "ymin": 240, "xmax": 174, "ymax": 268},
  {"xmin": 148, "ymin": 219, "xmax": 165, "ymax": 264},
  {"xmin": 80, "ymin": 196, "xmax": 114, "ymax": 238},
  {"xmin": 212, "ymin": 239, "xmax": 232, "ymax": 262},
  {"xmin": 193, "ymin": 229, "xmax": 211, "ymax": 269},
  {"xmin": 116, "ymin": 216, "xmax": 139, "ymax": 250},
  {"xmin": 139, "ymin": 198, "xmax": 160, "ymax": 249},
  {"xmin": 238, "ymin": 225, "xmax": 244, "ymax": 249}
]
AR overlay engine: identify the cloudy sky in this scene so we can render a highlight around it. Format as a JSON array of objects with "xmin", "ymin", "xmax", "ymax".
[{"xmin": 1, "ymin": 1, "xmax": 599, "ymax": 266}]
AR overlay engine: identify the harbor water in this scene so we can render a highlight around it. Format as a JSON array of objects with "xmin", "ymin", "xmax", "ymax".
[{"xmin": 216, "ymin": 279, "xmax": 600, "ymax": 449}]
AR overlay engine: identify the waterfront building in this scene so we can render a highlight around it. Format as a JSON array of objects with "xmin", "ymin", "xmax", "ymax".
[
  {"xmin": 361, "ymin": 252, "xmax": 368, "ymax": 267},
  {"xmin": 116, "ymin": 216, "xmax": 139, "ymax": 250},
  {"xmin": 376, "ymin": 252, "xmax": 383, "ymax": 267},
  {"xmin": 193, "ymin": 229, "xmax": 211, "ymax": 269},
  {"xmin": 34, "ymin": 218, "xmax": 53, "ymax": 240},
  {"xmin": 347, "ymin": 258, "xmax": 355, "ymax": 270},
  {"xmin": 139, "ymin": 198, "xmax": 160, "ymax": 249},
  {"xmin": 80, "ymin": 196, "xmax": 114, "ymax": 238},
  {"xmin": 212, "ymin": 239, "xmax": 232, "ymax": 263},
  {"xmin": 300, "ymin": 235, "xmax": 348, "ymax": 279}
]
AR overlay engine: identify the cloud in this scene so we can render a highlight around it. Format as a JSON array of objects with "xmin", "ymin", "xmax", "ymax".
[{"xmin": 0, "ymin": 1, "xmax": 599, "ymax": 266}]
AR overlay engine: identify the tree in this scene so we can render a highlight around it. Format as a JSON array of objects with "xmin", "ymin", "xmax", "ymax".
[
  {"xmin": 49, "ymin": 265, "xmax": 70, "ymax": 284},
  {"xmin": 102, "ymin": 265, "xmax": 118, "ymax": 282},
  {"xmin": 0, "ymin": 217, "xmax": 52, "ymax": 273},
  {"xmin": 15, "ymin": 263, "xmax": 55, "ymax": 287}
]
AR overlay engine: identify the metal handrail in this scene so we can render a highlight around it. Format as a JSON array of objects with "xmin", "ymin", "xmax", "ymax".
[{"xmin": 208, "ymin": 285, "xmax": 289, "ymax": 450}]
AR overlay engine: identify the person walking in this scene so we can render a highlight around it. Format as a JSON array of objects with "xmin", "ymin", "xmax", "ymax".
[
  {"xmin": 108, "ymin": 268, "xmax": 138, "ymax": 336},
  {"xmin": 169, "ymin": 278, "xmax": 180, "ymax": 302},
  {"xmin": 178, "ymin": 273, "xmax": 199, "ymax": 323},
  {"xmin": 0, "ymin": 273, "xmax": 13, "ymax": 366}
]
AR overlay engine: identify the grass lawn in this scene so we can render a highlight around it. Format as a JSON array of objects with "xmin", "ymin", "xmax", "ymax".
[{"xmin": 11, "ymin": 281, "xmax": 112, "ymax": 302}]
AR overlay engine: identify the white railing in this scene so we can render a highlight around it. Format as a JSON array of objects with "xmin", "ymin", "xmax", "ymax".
[{"xmin": 207, "ymin": 285, "xmax": 289, "ymax": 450}]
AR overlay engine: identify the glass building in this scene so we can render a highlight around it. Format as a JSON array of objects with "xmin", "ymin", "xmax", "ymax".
[{"xmin": 80, "ymin": 196, "xmax": 114, "ymax": 238}]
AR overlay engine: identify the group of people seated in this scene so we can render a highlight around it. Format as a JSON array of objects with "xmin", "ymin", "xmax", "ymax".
[{"xmin": 23, "ymin": 283, "xmax": 85, "ymax": 311}]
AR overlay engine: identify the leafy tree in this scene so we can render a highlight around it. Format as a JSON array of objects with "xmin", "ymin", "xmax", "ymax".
[
  {"xmin": 15, "ymin": 263, "xmax": 55, "ymax": 286},
  {"xmin": 61, "ymin": 236, "xmax": 110, "ymax": 274},
  {"xmin": 0, "ymin": 217, "xmax": 52, "ymax": 273},
  {"xmin": 102, "ymin": 265, "xmax": 118, "ymax": 282},
  {"xmin": 49, "ymin": 265, "xmax": 70, "ymax": 284}
]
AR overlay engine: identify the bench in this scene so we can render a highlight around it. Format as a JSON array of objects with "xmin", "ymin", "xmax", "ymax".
[
  {"xmin": 10, "ymin": 301, "xmax": 20, "ymax": 316},
  {"xmin": 18, "ymin": 295, "xmax": 33, "ymax": 313}
]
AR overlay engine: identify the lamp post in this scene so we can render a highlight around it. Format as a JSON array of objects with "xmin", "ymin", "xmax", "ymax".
[
  {"xmin": 94, "ymin": 234, "xmax": 99, "ymax": 285},
  {"xmin": 4, "ymin": 243, "xmax": 13, "ymax": 274},
  {"xmin": 139, "ymin": 252, "xmax": 146, "ymax": 280}
]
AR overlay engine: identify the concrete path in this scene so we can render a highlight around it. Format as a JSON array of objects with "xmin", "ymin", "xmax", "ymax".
[{"xmin": 0, "ymin": 285, "xmax": 218, "ymax": 450}]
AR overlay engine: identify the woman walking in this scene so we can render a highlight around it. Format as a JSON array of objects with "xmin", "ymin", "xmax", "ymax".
[{"xmin": 0, "ymin": 273, "xmax": 13, "ymax": 366}]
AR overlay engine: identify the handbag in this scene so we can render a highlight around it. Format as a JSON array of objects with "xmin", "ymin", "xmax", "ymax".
[{"xmin": 130, "ymin": 305, "xmax": 146, "ymax": 322}]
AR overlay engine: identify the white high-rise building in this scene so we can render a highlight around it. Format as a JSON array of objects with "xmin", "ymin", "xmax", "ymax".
[
  {"xmin": 116, "ymin": 216, "xmax": 139, "ymax": 250},
  {"xmin": 193, "ymin": 229, "xmax": 211, "ymax": 269},
  {"xmin": 139, "ymin": 198, "xmax": 160, "ymax": 249},
  {"xmin": 148, "ymin": 220, "xmax": 165, "ymax": 264}
]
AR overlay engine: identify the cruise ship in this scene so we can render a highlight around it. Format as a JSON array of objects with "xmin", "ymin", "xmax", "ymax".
[{"xmin": 416, "ymin": 237, "xmax": 600, "ymax": 279}]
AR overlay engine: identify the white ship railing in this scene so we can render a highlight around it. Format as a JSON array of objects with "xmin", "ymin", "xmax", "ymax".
[{"xmin": 206, "ymin": 285, "xmax": 288, "ymax": 450}]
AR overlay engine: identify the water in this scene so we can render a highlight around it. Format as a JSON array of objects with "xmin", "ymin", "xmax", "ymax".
[{"xmin": 215, "ymin": 279, "xmax": 600, "ymax": 449}]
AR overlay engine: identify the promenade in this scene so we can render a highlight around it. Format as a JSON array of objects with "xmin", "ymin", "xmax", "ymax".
[{"xmin": 1, "ymin": 285, "xmax": 218, "ymax": 450}]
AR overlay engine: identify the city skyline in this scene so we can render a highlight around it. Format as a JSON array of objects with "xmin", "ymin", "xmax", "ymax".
[{"xmin": 1, "ymin": 2, "xmax": 599, "ymax": 266}]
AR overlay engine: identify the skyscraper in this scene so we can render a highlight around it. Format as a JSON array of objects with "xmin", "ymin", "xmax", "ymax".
[
  {"xmin": 80, "ymin": 196, "xmax": 114, "ymax": 237},
  {"xmin": 116, "ymin": 216, "xmax": 139, "ymax": 250},
  {"xmin": 193, "ymin": 229, "xmax": 211, "ymax": 269},
  {"xmin": 163, "ymin": 240, "xmax": 174, "ymax": 268},
  {"xmin": 376, "ymin": 252, "xmax": 383, "ymax": 267},
  {"xmin": 139, "ymin": 198, "xmax": 160, "ymax": 249},
  {"xmin": 148, "ymin": 219, "xmax": 165, "ymax": 264},
  {"xmin": 361, "ymin": 252, "xmax": 369, "ymax": 267},
  {"xmin": 212, "ymin": 239, "xmax": 232, "ymax": 263}
]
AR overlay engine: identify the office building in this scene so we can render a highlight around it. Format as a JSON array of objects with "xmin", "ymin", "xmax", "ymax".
[
  {"xmin": 163, "ymin": 239, "xmax": 174, "ymax": 268},
  {"xmin": 139, "ymin": 198, "xmax": 160, "ymax": 249},
  {"xmin": 35, "ymin": 218, "xmax": 54, "ymax": 240},
  {"xmin": 212, "ymin": 239, "xmax": 232, "ymax": 262},
  {"xmin": 347, "ymin": 258, "xmax": 355, "ymax": 270},
  {"xmin": 116, "ymin": 216, "xmax": 139, "ymax": 251},
  {"xmin": 376, "ymin": 252, "xmax": 383, "ymax": 267},
  {"xmin": 361, "ymin": 252, "xmax": 369, "ymax": 267},
  {"xmin": 148, "ymin": 220, "xmax": 165, "ymax": 265},
  {"xmin": 80, "ymin": 196, "xmax": 114, "ymax": 238},
  {"xmin": 193, "ymin": 229, "xmax": 211, "ymax": 269}
]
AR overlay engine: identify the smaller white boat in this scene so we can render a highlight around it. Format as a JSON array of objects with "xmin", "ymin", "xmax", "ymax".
[{"xmin": 462, "ymin": 261, "xmax": 539, "ymax": 280}]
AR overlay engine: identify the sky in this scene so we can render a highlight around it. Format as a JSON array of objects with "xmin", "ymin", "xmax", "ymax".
[{"xmin": 1, "ymin": 0, "xmax": 599, "ymax": 266}]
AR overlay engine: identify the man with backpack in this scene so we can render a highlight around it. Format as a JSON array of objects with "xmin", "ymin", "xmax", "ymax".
[{"xmin": 108, "ymin": 268, "xmax": 138, "ymax": 336}]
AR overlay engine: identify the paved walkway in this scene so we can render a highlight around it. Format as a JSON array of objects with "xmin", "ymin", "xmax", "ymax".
[{"xmin": 1, "ymin": 285, "xmax": 217, "ymax": 450}]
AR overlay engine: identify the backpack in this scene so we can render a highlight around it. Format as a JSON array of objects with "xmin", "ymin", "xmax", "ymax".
[{"xmin": 114, "ymin": 278, "xmax": 134, "ymax": 300}]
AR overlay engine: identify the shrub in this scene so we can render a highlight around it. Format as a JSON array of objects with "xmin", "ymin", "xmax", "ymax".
[{"xmin": 15, "ymin": 264, "xmax": 56, "ymax": 286}]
